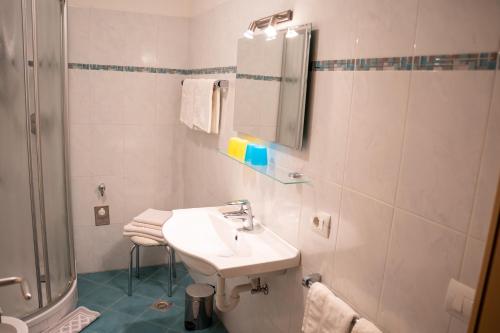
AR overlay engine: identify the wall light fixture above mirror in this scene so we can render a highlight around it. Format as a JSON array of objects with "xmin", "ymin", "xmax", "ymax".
[{"xmin": 235, "ymin": 22, "xmax": 311, "ymax": 150}]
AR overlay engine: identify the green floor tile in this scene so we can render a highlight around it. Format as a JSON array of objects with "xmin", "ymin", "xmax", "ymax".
[
  {"xmin": 78, "ymin": 278, "xmax": 101, "ymax": 298},
  {"xmin": 84, "ymin": 310, "xmax": 135, "ymax": 333},
  {"xmin": 148, "ymin": 267, "xmax": 187, "ymax": 283},
  {"xmin": 78, "ymin": 265, "xmax": 227, "ymax": 333},
  {"xmin": 79, "ymin": 269, "xmax": 123, "ymax": 284},
  {"xmin": 138, "ymin": 304, "xmax": 183, "ymax": 329},
  {"xmin": 123, "ymin": 320, "xmax": 169, "ymax": 333},
  {"xmin": 80, "ymin": 284, "xmax": 125, "ymax": 308},
  {"xmin": 112, "ymin": 294, "xmax": 156, "ymax": 317}
]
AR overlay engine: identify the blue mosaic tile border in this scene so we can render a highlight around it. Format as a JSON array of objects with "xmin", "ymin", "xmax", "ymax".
[
  {"xmin": 67, "ymin": 63, "xmax": 236, "ymax": 75},
  {"xmin": 236, "ymin": 73, "xmax": 282, "ymax": 81},
  {"xmin": 191, "ymin": 66, "xmax": 237, "ymax": 74},
  {"xmin": 311, "ymin": 52, "xmax": 499, "ymax": 71},
  {"xmin": 67, "ymin": 51, "xmax": 498, "ymax": 75}
]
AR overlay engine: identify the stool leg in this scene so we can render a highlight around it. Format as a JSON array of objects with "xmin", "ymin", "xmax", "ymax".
[
  {"xmin": 136, "ymin": 245, "xmax": 140, "ymax": 279},
  {"xmin": 128, "ymin": 244, "xmax": 137, "ymax": 296},
  {"xmin": 172, "ymin": 248, "xmax": 177, "ymax": 279},
  {"xmin": 167, "ymin": 245, "xmax": 173, "ymax": 297}
]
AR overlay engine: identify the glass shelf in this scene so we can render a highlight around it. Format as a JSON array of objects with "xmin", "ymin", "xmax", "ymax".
[{"xmin": 218, "ymin": 150, "xmax": 310, "ymax": 185}]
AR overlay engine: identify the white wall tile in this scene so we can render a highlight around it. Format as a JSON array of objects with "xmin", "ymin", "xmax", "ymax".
[
  {"xmin": 69, "ymin": 70, "xmax": 91, "ymax": 124},
  {"xmin": 91, "ymin": 125, "xmax": 124, "ymax": 177},
  {"xmin": 378, "ymin": 210, "xmax": 466, "ymax": 333},
  {"xmin": 69, "ymin": 124, "xmax": 92, "ymax": 177},
  {"xmin": 121, "ymin": 73, "xmax": 156, "ymax": 125},
  {"xmin": 156, "ymin": 16, "xmax": 191, "ymax": 68},
  {"xmin": 70, "ymin": 176, "xmax": 98, "ymax": 226},
  {"xmin": 353, "ymin": 0, "xmax": 419, "ymax": 58},
  {"xmin": 333, "ymin": 189, "xmax": 393, "ymax": 319},
  {"xmin": 344, "ymin": 71, "xmax": 409, "ymax": 203},
  {"xmin": 90, "ymin": 70, "xmax": 126, "ymax": 124},
  {"xmin": 397, "ymin": 71, "xmax": 494, "ymax": 232},
  {"xmin": 448, "ymin": 318, "xmax": 468, "ymax": 333},
  {"xmin": 68, "ymin": 10, "xmax": 188, "ymax": 273},
  {"xmin": 88, "ymin": 9, "xmax": 158, "ymax": 66},
  {"xmin": 293, "ymin": 0, "xmax": 358, "ymax": 60},
  {"xmin": 155, "ymin": 74, "xmax": 183, "ymax": 125},
  {"xmin": 306, "ymin": 71, "xmax": 353, "ymax": 184},
  {"xmin": 469, "ymin": 75, "xmax": 500, "ymax": 240},
  {"xmin": 414, "ymin": 0, "xmax": 500, "ymax": 55},
  {"xmin": 67, "ymin": 7, "xmax": 90, "ymax": 63},
  {"xmin": 298, "ymin": 180, "xmax": 341, "ymax": 285},
  {"xmin": 459, "ymin": 237, "xmax": 486, "ymax": 288}
]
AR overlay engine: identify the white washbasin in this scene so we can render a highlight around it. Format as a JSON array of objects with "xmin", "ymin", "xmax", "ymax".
[
  {"xmin": 162, "ymin": 207, "xmax": 300, "ymax": 278},
  {"xmin": 0, "ymin": 317, "xmax": 28, "ymax": 333}
]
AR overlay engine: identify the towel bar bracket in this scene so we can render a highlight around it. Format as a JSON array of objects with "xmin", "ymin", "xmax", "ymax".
[{"xmin": 302, "ymin": 273, "xmax": 322, "ymax": 288}]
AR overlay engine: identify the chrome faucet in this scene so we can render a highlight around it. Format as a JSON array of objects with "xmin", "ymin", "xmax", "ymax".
[{"xmin": 223, "ymin": 199, "xmax": 254, "ymax": 231}]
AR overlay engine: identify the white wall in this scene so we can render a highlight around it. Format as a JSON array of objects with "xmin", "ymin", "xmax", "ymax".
[
  {"xmin": 182, "ymin": 1, "xmax": 500, "ymax": 333},
  {"xmin": 68, "ymin": 6, "xmax": 189, "ymax": 272}
]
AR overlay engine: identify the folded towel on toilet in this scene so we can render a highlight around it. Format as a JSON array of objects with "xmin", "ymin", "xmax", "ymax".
[
  {"xmin": 352, "ymin": 318, "xmax": 382, "ymax": 333},
  {"xmin": 302, "ymin": 282, "xmax": 358, "ymax": 333},
  {"xmin": 133, "ymin": 209, "xmax": 172, "ymax": 226}
]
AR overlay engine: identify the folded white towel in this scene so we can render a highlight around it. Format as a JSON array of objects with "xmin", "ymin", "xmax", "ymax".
[
  {"xmin": 123, "ymin": 232, "xmax": 166, "ymax": 244},
  {"xmin": 302, "ymin": 283, "xmax": 358, "ymax": 333},
  {"xmin": 133, "ymin": 209, "xmax": 172, "ymax": 226},
  {"xmin": 352, "ymin": 318, "xmax": 382, "ymax": 333},
  {"xmin": 192, "ymin": 79, "xmax": 217, "ymax": 133},
  {"xmin": 130, "ymin": 221, "xmax": 162, "ymax": 231},
  {"xmin": 180, "ymin": 79, "xmax": 196, "ymax": 129},
  {"xmin": 124, "ymin": 223, "xmax": 165, "ymax": 240}
]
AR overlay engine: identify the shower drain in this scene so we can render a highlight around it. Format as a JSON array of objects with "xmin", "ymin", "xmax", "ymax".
[{"xmin": 151, "ymin": 300, "xmax": 174, "ymax": 312}]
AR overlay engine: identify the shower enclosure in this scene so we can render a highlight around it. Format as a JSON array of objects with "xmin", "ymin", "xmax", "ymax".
[{"xmin": 0, "ymin": 0, "xmax": 75, "ymax": 324}]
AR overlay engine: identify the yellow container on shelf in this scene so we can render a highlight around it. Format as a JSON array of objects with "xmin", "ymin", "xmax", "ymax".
[{"xmin": 227, "ymin": 137, "xmax": 248, "ymax": 160}]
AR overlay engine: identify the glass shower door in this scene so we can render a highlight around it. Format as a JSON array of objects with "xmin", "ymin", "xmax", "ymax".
[
  {"xmin": 33, "ymin": 0, "xmax": 73, "ymax": 302},
  {"xmin": 0, "ymin": 0, "xmax": 41, "ymax": 317}
]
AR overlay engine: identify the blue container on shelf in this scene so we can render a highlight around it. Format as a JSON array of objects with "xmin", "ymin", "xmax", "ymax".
[
  {"xmin": 244, "ymin": 144, "xmax": 255, "ymax": 163},
  {"xmin": 249, "ymin": 145, "xmax": 268, "ymax": 166}
]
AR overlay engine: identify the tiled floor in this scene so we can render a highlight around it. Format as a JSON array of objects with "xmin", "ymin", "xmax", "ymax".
[{"xmin": 77, "ymin": 263, "xmax": 228, "ymax": 333}]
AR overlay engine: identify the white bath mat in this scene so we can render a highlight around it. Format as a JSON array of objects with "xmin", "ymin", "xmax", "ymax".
[{"xmin": 45, "ymin": 306, "xmax": 100, "ymax": 333}]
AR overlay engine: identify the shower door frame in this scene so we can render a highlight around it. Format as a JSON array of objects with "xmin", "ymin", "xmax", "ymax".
[{"xmin": 20, "ymin": 0, "xmax": 76, "ymax": 319}]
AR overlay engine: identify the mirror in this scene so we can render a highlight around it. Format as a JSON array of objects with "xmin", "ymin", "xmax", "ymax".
[{"xmin": 234, "ymin": 24, "xmax": 311, "ymax": 150}]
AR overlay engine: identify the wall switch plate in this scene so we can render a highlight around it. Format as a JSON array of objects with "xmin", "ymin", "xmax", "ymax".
[
  {"xmin": 311, "ymin": 212, "xmax": 331, "ymax": 238},
  {"xmin": 445, "ymin": 278, "xmax": 475, "ymax": 322},
  {"xmin": 94, "ymin": 205, "xmax": 110, "ymax": 226}
]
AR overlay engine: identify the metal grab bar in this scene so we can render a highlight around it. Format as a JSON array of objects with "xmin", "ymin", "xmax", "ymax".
[
  {"xmin": 181, "ymin": 79, "xmax": 229, "ymax": 88},
  {"xmin": 0, "ymin": 276, "xmax": 32, "ymax": 300}
]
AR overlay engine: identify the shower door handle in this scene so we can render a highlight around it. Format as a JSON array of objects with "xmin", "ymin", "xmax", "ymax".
[
  {"xmin": 0, "ymin": 276, "xmax": 32, "ymax": 300},
  {"xmin": 30, "ymin": 113, "xmax": 37, "ymax": 135}
]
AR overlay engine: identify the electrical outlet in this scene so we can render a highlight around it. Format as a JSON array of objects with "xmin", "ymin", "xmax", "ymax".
[
  {"xmin": 445, "ymin": 279, "xmax": 475, "ymax": 322},
  {"xmin": 311, "ymin": 212, "xmax": 331, "ymax": 238}
]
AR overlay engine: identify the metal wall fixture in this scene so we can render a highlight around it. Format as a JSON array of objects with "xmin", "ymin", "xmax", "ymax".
[
  {"xmin": 180, "ymin": 79, "xmax": 229, "ymax": 88},
  {"xmin": 243, "ymin": 10, "xmax": 294, "ymax": 40}
]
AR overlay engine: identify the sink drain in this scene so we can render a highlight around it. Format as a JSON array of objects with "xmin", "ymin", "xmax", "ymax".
[{"xmin": 151, "ymin": 300, "xmax": 173, "ymax": 312}]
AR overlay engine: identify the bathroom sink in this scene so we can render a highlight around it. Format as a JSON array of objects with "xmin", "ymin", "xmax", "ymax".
[
  {"xmin": 162, "ymin": 207, "xmax": 300, "ymax": 278},
  {"xmin": 0, "ymin": 317, "xmax": 28, "ymax": 333}
]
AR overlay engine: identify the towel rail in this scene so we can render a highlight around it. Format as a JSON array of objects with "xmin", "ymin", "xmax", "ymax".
[{"xmin": 181, "ymin": 79, "xmax": 229, "ymax": 88}]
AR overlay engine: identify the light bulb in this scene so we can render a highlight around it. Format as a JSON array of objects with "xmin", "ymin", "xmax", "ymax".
[
  {"xmin": 286, "ymin": 28, "xmax": 298, "ymax": 38},
  {"xmin": 243, "ymin": 29, "xmax": 254, "ymax": 39},
  {"xmin": 264, "ymin": 25, "xmax": 277, "ymax": 38}
]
